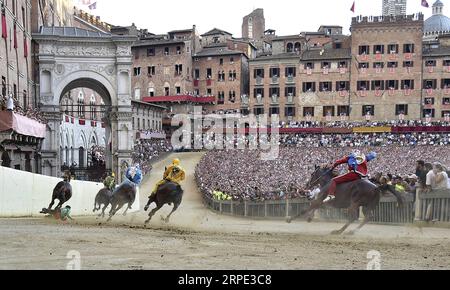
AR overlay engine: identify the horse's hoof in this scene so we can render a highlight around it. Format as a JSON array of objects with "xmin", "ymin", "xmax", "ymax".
[
  {"xmin": 286, "ymin": 216, "xmax": 292, "ymax": 224},
  {"xmin": 144, "ymin": 206, "xmax": 149, "ymax": 211},
  {"xmin": 145, "ymin": 219, "xmax": 150, "ymax": 225},
  {"xmin": 307, "ymin": 217, "xmax": 313, "ymax": 223}
]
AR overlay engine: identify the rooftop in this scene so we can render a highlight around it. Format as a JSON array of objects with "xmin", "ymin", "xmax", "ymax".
[{"xmin": 37, "ymin": 26, "xmax": 111, "ymax": 38}]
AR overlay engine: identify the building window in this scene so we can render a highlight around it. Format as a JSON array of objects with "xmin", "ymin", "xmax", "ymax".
[
  {"xmin": 386, "ymin": 80, "xmax": 399, "ymax": 90},
  {"xmin": 359, "ymin": 45, "xmax": 370, "ymax": 55},
  {"xmin": 206, "ymin": 68, "xmax": 212, "ymax": 79},
  {"xmin": 218, "ymin": 91, "xmax": 225, "ymax": 105},
  {"xmin": 294, "ymin": 42, "xmax": 301, "ymax": 52},
  {"xmin": 338, "ymin": 106, "xmax": 350, "ymax": 116},
  {"xmin": 362, "ymin": 105, "xmax": 375, "ymax": 116},
  {"xmin": 319, "ymin": 82, "xmax": 332, "ymax": 92},
  {"xmin": 388, "ymin": 44, "xmax": 399, "ymax": 54},
  {"xmin": 395, "ymin": 104, "xmax": 408, "ymax": 115},
  {"xmin": 254, "ymin": 88, "xmax": 264, "ymax": 98},
  {"xmin": 425, "ymin": 60, "xmax": 436, "ymax": 67},
  {"xmin": 133, "ymin": 67, "xmax": 141, "ymax": 76},
  {"xmin": 254, "ymin": 68, "xmax": 264, "ymax": 78},
  {"xmin": 303, "ymin": 107, "xmax": 315, "ymax": 117},
  {"xmin": 359, "ymin": 62, "xmax": 369, "ymax": 69},
  {"xmin": 207, "ymin": 89, "xmax": 212, "ymax": 95},
  {"xmin": 176, "ymin": 46, "xmax": 181, "ymax": 55},
  {"xmin": 442, "ymin": 79, "xmax": 450, "ymax": 89},
  {"xmin": 423, "ymin": 109, "xmax": 435, "ymax": 118},
  {"xmin": 148, "ymin": 66, "xmax": 155, "ymax": 76},
  {"xmin": 148, "ymin": 87, "xmax": 155, "ymax": 97},
  {"xmin": 323, "ymin": 106, "xmax": 335, "ymax": 117},
  {"xmin": 425, "ymin": 97, "xmax": 435, "ymax": 105},
  {"xmin": 338, "ymin": 61, "xmax": 348, "ymax": 68},
  {"xmin": 373, "ymin": 62, "xmax": 384, "ymax": 68},
  {"xmin": 403, "ymin": 61, "xmax": 414, "ymax": 67},
  {"xmin": 1, "ymin": 76, "xmax": 6, "ymax": 97},
  {"xmin": 423, "ymin": 79, "xmax": 437, "ymax": 89},
  {"xmin": 303, "ymin": 82, "xmax": 316, "ymax": 92},
  {"xmin": 401, "ymin": 80, "xmax": 415, "ymax": 90},
  {"xmin": 175, "ymin": 64, "xmax": 183, "ymax": 75},
  {"xmin": 134, "ymin": 88, "xmax": 141, "ymax": 100},
  {"xmin": 443, "ymin": 60, "xmax": 450, "ymax": 66},
  {"xmin": 147, "ymin": 48, "xmax": 155, "ymax": 56},
  {"xmin": 403, "ymin": 44, "xmax": 415, "ymax": 53},
  {"xmin": 269, "ymin": 68, "xmax": 280, "ymax": 78},
  {"xmin": 357, "ymin": 81, "xmax": 369, "ymax": 91},
  {"xmin": 285, "ymin": 87, "xmax": 296, "ymax": 97},
  {"xmin": 229, "ymin": 91, "xmax": 236, "ymax": 103},
  {"xmin": 336, "ymin": 81, "xmax": 350, "ymax": 91},
  {"xmin": 373, "ymin": 45, "xmax": 384, "ymax": 54},
  {"xmin": 269, "ymin": 107, "xmax": 280, "ymax": 116},
  {"xmin": 194, "ymin": 69, "xmax": 200, "ymax": 80},
  {"xmin": 164, "ymin": 87, "xmax": 170, "ymax": 96},
  {"xmin": 286, "ymin": 43, "xmax": 294, "ymax": 53},
  {"xmin": 269, "ymin": 87, "xmax": 280, "ymax": 97},
  {"xmin": 164, "ymin": 47, "xmax": 170, "ymax": 55},
  {"xmin": 254, "ymin": 108, "xmax": 264, "ymax": 115},
  {"xmin": 230, "ymin": 57, "xmax": 234, "ymax": 63},
  {"xmin": 176, "ymin": 86, "xmax": 181, "ymax": 95},
  {"xmin": 285, "ymin": 107, "xmax": 296, "ymax": 117},
  {"xmin": 371, "ymin": 80, "xmax": 384, "ymax": 90},
  {"xmin": 387, "ymin": 62, "xmax": 398, "ymax": 68},
  {"xmin": 219, "ymin": 58, "xmax": 223, "ymax": 65},
  {"xmin": 304, "ymin": 62, "xmax": 314, "ymax": 69},
  {"xmin": 321, "ymin": 62, "xmax": 330, "ymax": 69},
  {"xmin": 442, "ymin": 110, "xmax": 450, "ymax": 117},
  {"xmin": 285, "ymin": 67, "xmax": 296, "ymax": 77}
]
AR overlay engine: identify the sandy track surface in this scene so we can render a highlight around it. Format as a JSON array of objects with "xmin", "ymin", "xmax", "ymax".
[{"xmin": 1, "ymin": 152, "xmax": 450, "ymax": 270}]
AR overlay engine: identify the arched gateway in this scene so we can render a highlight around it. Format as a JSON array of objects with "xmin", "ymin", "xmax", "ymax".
[{"xmin": 33, "ymin": 27, "xmax": 137, "ymax": 180}]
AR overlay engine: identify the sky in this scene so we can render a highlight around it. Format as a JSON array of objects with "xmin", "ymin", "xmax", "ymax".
[{"xmin": 76, "ymin": 0, "xmax": 441, "ymax": 36}]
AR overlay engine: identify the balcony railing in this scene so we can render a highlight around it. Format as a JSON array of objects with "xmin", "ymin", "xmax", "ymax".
[
  {"xmin": 286, "ymin": 76, "xmax": 295, "ymax": 83},
  {"xmin": 256, "ymin": 77, "xmax": 263, "ymax": 85},
  {"xmin": 271, "ymin": 76, "xmax": 279, "ymax": 85}
]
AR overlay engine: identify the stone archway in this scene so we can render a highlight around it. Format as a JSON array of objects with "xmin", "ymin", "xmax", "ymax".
[{"xmin": 33, "ymin": 27, "xmax": 137, "ymax": 179}]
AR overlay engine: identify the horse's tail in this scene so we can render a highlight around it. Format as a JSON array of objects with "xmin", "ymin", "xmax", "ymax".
[{"xmin": 378, "ymin": 184, "xmax": 404, "ymax": 207}]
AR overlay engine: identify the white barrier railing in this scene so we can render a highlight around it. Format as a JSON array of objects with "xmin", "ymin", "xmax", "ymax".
[{"xmin": 0, "ymin": 166, "xmax": 140, "ymax": 217}]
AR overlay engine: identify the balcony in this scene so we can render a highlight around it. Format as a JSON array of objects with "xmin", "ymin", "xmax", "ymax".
[
  {"xmin": 256, "ymin": 95, "xmax": 263, "ymax": 105},
  {"xmin": 286, "ymin": 76, "xmax": 295, "ymax": 84},
  {"xmin": 0, "ymin": 111, "xmax": 46, "ymax": 139},
  {"xmin": 271, "ymin": 76, "xmax": 279, "ymax": 85},
  {"xmin": 271, "ymin": 95, "xmax": 279, "ymax": 104},
  {"xmin": 241, "ymin": 95, "xmax": 249, "ymax": 105},
  {"xmin": 255, "ymin": 77, "xmax": 263, "ymax": 86},
  {"xmin": 286, "ymin": 94, "xmax": 294, "ymax": 104}
]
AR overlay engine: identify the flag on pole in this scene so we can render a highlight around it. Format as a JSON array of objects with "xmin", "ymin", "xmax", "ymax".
[
  {"xmin": 422, "ymin": 0, "xmax": 430, "ymax": 8},
  {"xmin": 88, "ymin": 2, "xmax": 97, "ymax": 10},
  {"xmin": 350, "ymin": 1, "xmax": 355, "ymax": 13}
]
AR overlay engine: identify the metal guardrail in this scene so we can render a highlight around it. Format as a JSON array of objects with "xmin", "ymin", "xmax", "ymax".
[{"xmin": 203, "ymin": 191, "xmax": 450, "ymax": 225}]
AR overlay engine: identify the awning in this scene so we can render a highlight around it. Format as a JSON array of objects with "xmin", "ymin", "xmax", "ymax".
[{"xmin": 0, "ymin": 111, "xmax": 46, "ymax": 138}]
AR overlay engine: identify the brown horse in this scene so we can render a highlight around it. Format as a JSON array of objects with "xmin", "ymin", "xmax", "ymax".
[
  {"xmin": 47, "ymin": 173, "xmax": 72, "ymax": 211},
  {"xmin": 144, "ymin": 181, "xmax": 183, "ymax": 224},
  {"xmin": 287, "ymin": 166, "xmax": 404, "ymax": 235}
]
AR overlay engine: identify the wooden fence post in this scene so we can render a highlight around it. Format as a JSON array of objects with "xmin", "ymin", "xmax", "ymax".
[
  {"xmin": 414, "ymin": 188, "xmax": 422, "ymax": 221},
  {"xmin": 264, "ymin": 201, "xmax": 268, "ymax": 218},
  {"xmin": 230, "ymin": 200, "xmax": 234, "ymax": 215},
  {"xmin": 244, "ymin": 201, "xmax": 248, "ymax": 217}
]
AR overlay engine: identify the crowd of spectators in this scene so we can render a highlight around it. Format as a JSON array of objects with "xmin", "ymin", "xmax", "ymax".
[
  {"xmin": 195, "ymin": 143, "xmax": 450, "ymax": 202},
  {"xmin": 132, "ymin": 139, "xmax": 173, "ymax": 175},
  {"xmin": 1, "ymin": 94, "xmax": 47, "ymax": 123}
]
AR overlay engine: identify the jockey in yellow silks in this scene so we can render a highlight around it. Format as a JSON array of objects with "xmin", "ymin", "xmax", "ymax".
[{"xmin": 150, "ymin": 158, "xmax": 185, "ymax": 197}]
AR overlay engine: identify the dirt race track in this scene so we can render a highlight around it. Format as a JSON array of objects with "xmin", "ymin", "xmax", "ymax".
[{"xmin": 1, "ymin": 152, "xmax": 450, "ymax": 270}]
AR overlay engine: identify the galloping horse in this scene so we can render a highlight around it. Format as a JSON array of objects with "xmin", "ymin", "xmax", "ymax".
[
  {"xmin": 288, "ymin": 166, "xmax": 404, "ymax": 235},
  {"xmin": 93, "ymin": 188, "xmax": 113, "ymax": 218},
  {"xmin": 144, "ymin": 181, "xmax": 184, "ymax": 224},
  {"xmin": 47, "ymin": 172, "xmax": 72, "ymax": 211},
  {"xmin": 106, "ymin": 181, "xmax": 136, "ymax": 222}
]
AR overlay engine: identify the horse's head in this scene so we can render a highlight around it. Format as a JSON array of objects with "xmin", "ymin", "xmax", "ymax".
[{"xmin": 306, "ymin": 165, "xmax": 333, "ymax": 189}]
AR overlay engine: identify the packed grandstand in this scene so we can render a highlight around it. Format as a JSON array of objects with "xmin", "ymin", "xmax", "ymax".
[{"xmin": 193, "ymin": 119, "xmax": 450, "ymax": 202}]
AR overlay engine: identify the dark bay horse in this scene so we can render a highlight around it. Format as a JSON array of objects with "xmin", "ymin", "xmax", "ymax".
[
  {"xmin": 288, "ymin": 166, "xmax": 404, "ymax": 235},
  {"xmin": 47, "ymin": 174, "xmax": 72, "ymax": 211},
  {"xmin": 93, "ymin": 188, "xmax": 113, "ymax": 218},
  {"xmin": 144, "ymin": 181, "xmax": 184, "ymax": 224},
  {"xmin": 106, "ymin": 181, "xmax": 136, "ymax": 222}
]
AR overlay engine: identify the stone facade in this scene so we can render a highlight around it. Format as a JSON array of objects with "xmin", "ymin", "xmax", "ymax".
[{"xmin": 247, "ymin": 14, "xmax": 438, "ymax": 122}]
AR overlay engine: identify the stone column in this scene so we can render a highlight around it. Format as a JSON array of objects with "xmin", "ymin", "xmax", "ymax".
[{"xmin": 40, "ymin": 109, "xmax": 62, "ymax": 177}]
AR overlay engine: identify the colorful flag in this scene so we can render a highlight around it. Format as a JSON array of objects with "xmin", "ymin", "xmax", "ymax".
[
  {"xmin": 88, "ymin": 2, "xmax": 97, "ymax": 10},
  {"xmin": 422, "ymin": 0, "xmax": 429, "ymax": 8},
  {"xmin": 350, "ymin": 1, "xmax": 355, "ymax": 13}
]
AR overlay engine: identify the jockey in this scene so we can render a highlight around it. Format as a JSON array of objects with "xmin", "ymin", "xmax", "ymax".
[
  {"xmin": 125, "ymin": 164, "xmax": 142, "ymax": 186},
  {"xmin": 150, "ymin": 158, "xmax": 185, "ymax": 197},
  {"xmin": 103, "ymin": 172, "xmax": 116, "ymax": 191},
  {"xmin": 324, "ymin": 150, "xmax": 377, "ymax": 203}
]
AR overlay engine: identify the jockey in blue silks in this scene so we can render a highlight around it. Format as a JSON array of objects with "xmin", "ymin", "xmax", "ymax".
[{"xmin": 125, "ymin": 164, "xmax": 142, "ymax": 186}]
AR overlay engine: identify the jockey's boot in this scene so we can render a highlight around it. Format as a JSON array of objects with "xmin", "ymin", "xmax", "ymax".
[{"xmin": 323, "ymin": 195, "xmax": 336, "ymax": 203}]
